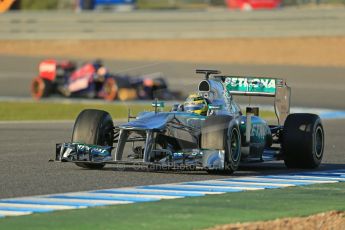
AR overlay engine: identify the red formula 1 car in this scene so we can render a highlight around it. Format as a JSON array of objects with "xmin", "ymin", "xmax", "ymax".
[
  {"xmin": 31, "ymin": 59, "xmax": 180, "ymax": 101},
  {"xmin": 225, "ymin": 0, "xmax": 281, "ymax": 11}
]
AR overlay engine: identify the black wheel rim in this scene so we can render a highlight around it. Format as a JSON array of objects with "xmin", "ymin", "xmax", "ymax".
[
  {"xmin": 230, "ymin": 128, "xmax": 240, "ymax": 162},
  {"xmin": 33, "ymin": 80, "xmax": 43, "ymax": 95},
  {"xmin": 101, "ymin": 121, "xmax": 114, "ymax": 146},
  {"xmin": 314, "ymin": 126, "xmax": 323, "ymax": 159},
  {"xmin": 33, "ymin": 81, "xmax": 39, "ymax": 93},
  {"xmin": 105, "ymin": 82, "xmax": 112, "ymax": 94}
]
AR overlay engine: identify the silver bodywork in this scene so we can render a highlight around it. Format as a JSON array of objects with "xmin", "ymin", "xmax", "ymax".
[{"xmin": 56, "ymin": 69, "xmax": 291, "ymax": 169}]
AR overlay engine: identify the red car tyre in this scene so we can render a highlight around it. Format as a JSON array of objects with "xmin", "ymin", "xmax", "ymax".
[
  {"xmin": 103, "ymin": 78, "xmax": 118, "ymax": 101},
  {"xmin": 31, "ymin": 77, "xmax": 52, "ymax": 99}
]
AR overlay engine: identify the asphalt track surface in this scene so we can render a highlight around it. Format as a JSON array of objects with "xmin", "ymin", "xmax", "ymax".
[
  {"xmin": 0, "ymin": 120, "xmax": 345, "ymax": 199},
  {"xmin": 0, "ymin": 55, "xmax": 345, "ymax": 199},
  {"xmin": 1, "ymin": 55, "xmax": 345, "ymax": 109},
  {"xmin": 1, "ymin": 8, "xmax": 345, "ymax": 39}
]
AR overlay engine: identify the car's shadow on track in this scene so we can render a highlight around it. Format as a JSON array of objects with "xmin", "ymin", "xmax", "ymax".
[{"xmin": 99, "ymin": 162, "xmax": 345, "ymax": 177}]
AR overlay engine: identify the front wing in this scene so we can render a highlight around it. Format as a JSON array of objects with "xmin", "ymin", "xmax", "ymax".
[{"xmin": 55, "ymin": 142, "xmax": 225, "ymax": 170}]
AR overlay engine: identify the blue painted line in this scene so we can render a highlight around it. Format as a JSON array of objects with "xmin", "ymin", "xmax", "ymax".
[
  {"xmin": 182, "ymin": 182, "xmax": 278, "ymax": 189},
  {"xmin": 0, "ymin": 200, "xmax": 98, "ymax": 207},
  {"xmin": 331, "ymin": 169, "xmax": 345, "ymax": 173},
  {"xmin": 268, "ymin": 174, "xmax": 345, "ymax": 181},
  {"xmin": 49, "ymin": 195, "xmax": 159, "ymax": 203},
  {"xmin": 222, "ymin": 178, "xmax": 311, "ymax": 185},
  {"xmin": 300, "ymin": 172, "xmax": 345, "ymax": 179},
  {"xmin": 0, "ymin": 207, "xmax": 53, "ymax": 213},
  {"xmin": 324, "ymin": 170, "xmax": 345, "ymax": 173},
  {"xmin": 258, "ymin": 175, "xmax": 338, "ymax": 182},
  {"xmin": 299, "ymin": 172, "xmax": 345, "ymax": 177},
  {"xmin": 298, "ymin": 170, "xmax": 345, "ymax": 175},
  {"xmin": 255, "ymin": 177, "xmax": 316, "ymax": 185},
  {"xmin": 316, "ymin": 170, "xmax": 345, "ymax": 174},
  {"xmin": 91, "ymin": 189, "xmax": 204, "ymax": 197},
  {"xmin": 274, "ymin": 175, "xmax": 342, "ymax": 180},
  {"xmin": 138, "ymin": 186, "xmax": 242, "ymax": 193},
  {"xmin": 320, "ymin": 111, "xmax": 345, "ymax": 120},
  {"xmin": 289, "ymin": 173, "xmax": 345, "ymax": 181}
]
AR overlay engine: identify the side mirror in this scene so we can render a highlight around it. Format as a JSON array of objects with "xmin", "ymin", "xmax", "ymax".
[
  {"xmin": 171, "ymin": 104, "xmax": 179, "ymax": 112},
  {"xmin": 152, "ymin": 100, "xmax": 165, "ymax": 113},
  {"xmin": 208, "ymin": 104, "xmax": 223, "ymax": 110},
  {"xmin": 152, "ymin": 101, "xmax": 165, "ymax": 108}
]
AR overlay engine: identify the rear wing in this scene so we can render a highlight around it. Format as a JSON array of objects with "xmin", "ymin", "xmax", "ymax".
[
  {"xmin": 196, "ymin": 70, "xmax": 290, "ymax": 125},
  {"xmin": 223, "ymin": 76, "xmax": 291, "ymax": 125},
  {"xmin": 39, "ymin": 59, "xmax": 57, "ymax": 81},
  {"xmin": 224, "ymin": 77, "xmax": 277, "ymax": 97}
]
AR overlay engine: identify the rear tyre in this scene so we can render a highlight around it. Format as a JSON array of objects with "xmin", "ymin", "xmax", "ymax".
[
  {"xmin": 201, "ymin": 115, "xmax": 241, "ymax": 174},
  {"xmin": 282, "ymin": 113, "xmax": 324, "ymax": 169},
  {"xmin": 103, "ymin": 78, "xmax": 118, "ymax": 101},
  {"xmin": 72, "ymin": 109, "xmax": 114, "ymax": 169},
  {"xmin": 31, "ymin": 77, "xmax": 52, "ymax": 99}
]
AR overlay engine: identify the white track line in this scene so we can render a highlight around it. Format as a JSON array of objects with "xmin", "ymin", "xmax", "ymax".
[
  {"xmin": 94, "ymin": 188, "xmax": 208, "ymax": 195},
  {"xmin": 67, "ymin": 192, "xmax": 181, "ymax": 200},
  {"xmin": 0, "ymin": 210, "xmax": 32, "ymax": 216},
  {"xmin": 152, "ymin": 184, "xmax": 263, "ymax": 191},
  {"xmin": 0, "ymin": 203, "xmax": 75, "ymax": 210},
  {"xmin": 10, "ymin": 197, "xmax": 132, "ymax": 206},
  {"xmin": 193, "ymin": 180, "xmax": 293, "ymax": 187},
  {"xmin": 235, "ymin": 177, "xmax": 337, "ymax": 184}
]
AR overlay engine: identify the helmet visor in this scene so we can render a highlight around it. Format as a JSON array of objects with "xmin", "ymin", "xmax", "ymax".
[{"xmin": 185, "ymin": 104, "xmax": 205, "ymax": 112}]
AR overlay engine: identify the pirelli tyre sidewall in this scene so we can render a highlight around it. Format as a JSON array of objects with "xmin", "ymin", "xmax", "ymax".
[
  {"xmin": 282, "ymin": 113, "xmax": 324, "ymax": 169},
  {"xmin": 201, "ymin": 115, "xmax": 241, "ymax": 174},
  {"xmin": 31, "ymin": 77, "xmax": 53, "ymax": 99},
  {"xmin": 72, "ymin": 109, "xmax": 114, "ymax": 169}
]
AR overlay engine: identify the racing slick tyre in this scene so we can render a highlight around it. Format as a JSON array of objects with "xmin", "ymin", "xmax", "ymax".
[
  {"xmin": 31, "ymin": 77, "xmax": 53, "ymax": 99},
  {"xmin": 201, "ymin": 115, "xmax": 241, "ymax": 174},
  {"xmin": 282, "ymin": 113, "xmax": 324, "ymax": 169},
  {"xmin": 72, "ymin": 109, "xmax": 114, "ymax": 169},
  {"xmin": 103, "ymin": 78, "xmax": 118, "ymax": 101}
]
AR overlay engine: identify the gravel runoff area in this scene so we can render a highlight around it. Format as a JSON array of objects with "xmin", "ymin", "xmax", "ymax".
[
  {"xmin": 1, "ymin": 37, "xmax": 345, "ymax": 67},
  {"xmin": 208, "ymin": 211, "xmax": 345, "ymax": 230}
]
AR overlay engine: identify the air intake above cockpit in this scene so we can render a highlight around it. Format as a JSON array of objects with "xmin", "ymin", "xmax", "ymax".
[{"xmin": 198, "ymin": 80, "xmax": 210, "ymax": 92}]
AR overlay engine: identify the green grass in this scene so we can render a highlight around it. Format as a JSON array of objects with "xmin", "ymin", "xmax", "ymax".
[
  {"xmin": 21, "ymin": 0, "xmax": 59, "ymax": 10},
  {"xmin": 0, "ymin": 101, "xmax": 277, "ymax": 121},
  {"xmin": 0, "ymin": 183, "xmax": 344, "ymax": 230},
  {"xmin": 0, "ymin": 101, "xmax": 153, "ymax": 121}
]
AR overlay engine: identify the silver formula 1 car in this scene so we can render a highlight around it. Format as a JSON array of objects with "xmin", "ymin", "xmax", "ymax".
[{"xmin": 55, "ymin": 69, "xmax": 324, "ymax": 173}]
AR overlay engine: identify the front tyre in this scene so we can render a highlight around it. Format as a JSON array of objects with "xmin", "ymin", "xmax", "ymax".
[
  {"xmin": 201, "ymin": 115, "xmax": 241, "ymax": 174},
  {"xmin": 31, "ymin": 77, "xmax": 52, "ymax": 99},
  {"xmin": 282, "ymin": 113, "xmax": 324, "ymax": 169},
  {"xmin": 72, "ymin": 109, "xmax": 114, "ymax": 169}
]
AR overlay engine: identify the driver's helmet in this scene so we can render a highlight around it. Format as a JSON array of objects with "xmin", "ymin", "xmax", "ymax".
[
  {"xmin": 184, "ymin": 93, "xmax": 208, "ymax": 116},
  {"xmin": 92, "ymin": 59, "xmax": 103, "ymax": 70}
]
